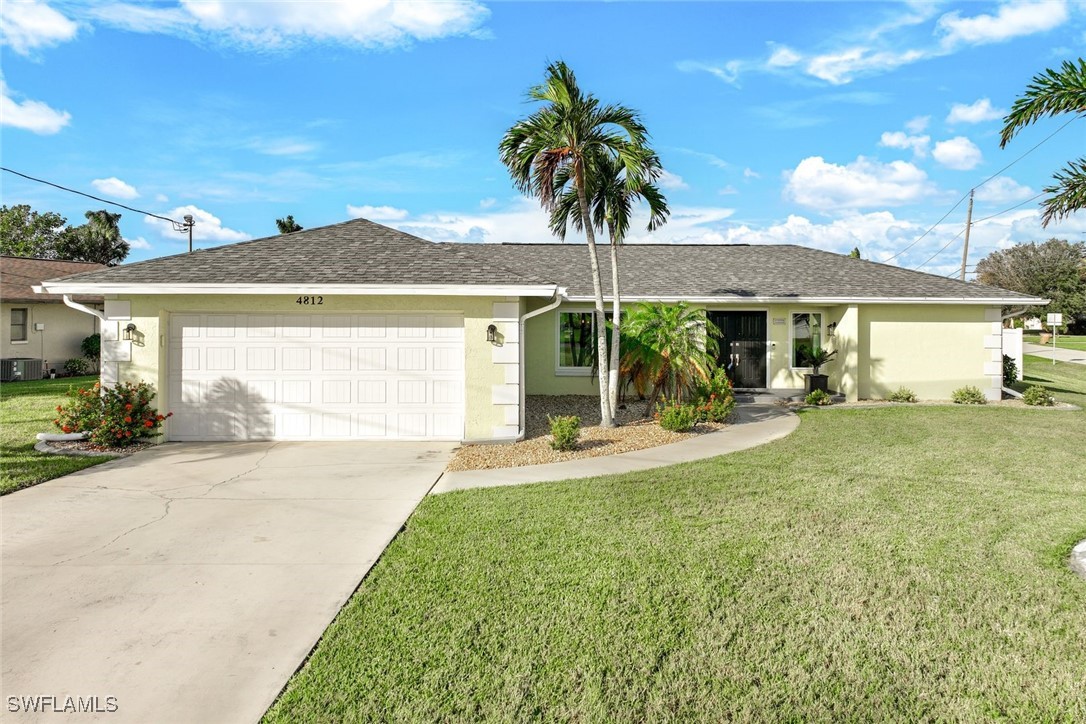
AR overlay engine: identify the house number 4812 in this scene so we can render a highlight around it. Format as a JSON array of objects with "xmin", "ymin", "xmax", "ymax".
[{"xmin": 295, "ymin": 295, "xmax": 324, "ymax": 305}]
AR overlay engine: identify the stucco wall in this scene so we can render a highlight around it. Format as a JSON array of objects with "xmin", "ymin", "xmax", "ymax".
[
  {"xmin": 103, "ymin": 294, "xmax": 517, "ymax": 442},
  {"xmin": 1, "ymin": 302, "xmax": 100, "ymax": 372}
]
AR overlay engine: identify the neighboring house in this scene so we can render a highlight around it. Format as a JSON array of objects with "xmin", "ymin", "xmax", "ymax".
[
  {"xmin": 2, "ymin": 256, "xmax": 104, "ymax": 375},
  {"xmin": 38, "ymin": 219, "xmax": 1044, "ymax": 443}
]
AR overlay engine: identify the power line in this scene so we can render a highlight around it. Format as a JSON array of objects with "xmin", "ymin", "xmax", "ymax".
[
  {"xmin": 0, "ymin": 166, "xmax": 181, "ymax": 226},
  {"xmin": 913, "ymin": 226, "xmax": 966, "ymax": 271},
  {"xmin": 883, "ymin": 196, "xmax": 966, "ymax": 263},
  {"xmin": 972, "ymin": 192, "xmax": 1047, "ymax": 223}
]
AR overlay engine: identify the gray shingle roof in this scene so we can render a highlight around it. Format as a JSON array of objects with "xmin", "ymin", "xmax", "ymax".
[
  {"xmin": 44, "ymin": 217, "xmax": 1039, "ymax": 302},
  {"xmin": 47, "ymin": 218, "xmax": 548, "ymax": 287},
  {"xmin": 456, "ymin": 242, "xmax": 1040, "ymax": 301}
]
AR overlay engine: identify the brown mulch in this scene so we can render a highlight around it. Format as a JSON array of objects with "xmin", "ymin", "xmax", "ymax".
[
  {"xmin": 42, "ymin": 439, "xmax": 152, "ymax": 457},
  {"xmin": 446, "ymin": 395, "xmax": 725, "ymax": 472}
]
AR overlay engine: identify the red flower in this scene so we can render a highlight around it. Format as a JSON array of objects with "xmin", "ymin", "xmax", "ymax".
[
  {"xmin": 125, "ymin": 430, "xmax": 132, "ymax": 437},
  {"xmin": 56, "ymin": 405, "xmax": 63, "ymax": 412},
  {"xmin": 144, "ymin": 420, "xmax": 153, "ymax": 428},
  {"xmin": 125, "ymin": 403, "xmax": 133, "ymax": 411},
  {"xmin": 62, "ymin": 426, "xmax": 72, "ymax": 433}
]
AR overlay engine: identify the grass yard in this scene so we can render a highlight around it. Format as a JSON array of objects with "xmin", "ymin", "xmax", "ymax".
[
  {"xmin": 1024, "ymin": 333, "xmax": 1086, "ymax": 352},
  {"xmin": 0, "ymin": 376, "xmax": 111, "ymax": 495},
  {"xmin": 266, "ymin": 406, "xmax": 1086, "ymax": 722},
  {"xmin": 1013, "ymin": 355, "xmax": 1086, "ymax": 409}
]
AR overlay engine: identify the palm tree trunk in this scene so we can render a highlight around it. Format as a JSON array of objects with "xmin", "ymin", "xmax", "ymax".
[
  {"xmin": 607, "ymin": 225, "xmax": 621, "ymax": 422},
  {"xmin": 575, "ymin": 162, "xmax": 614, "ymax": 427}
]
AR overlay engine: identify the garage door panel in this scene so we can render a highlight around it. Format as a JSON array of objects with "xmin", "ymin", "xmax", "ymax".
[{"xmin": 169, "ymin": 313, "xmax": 465, "ymax": 441}]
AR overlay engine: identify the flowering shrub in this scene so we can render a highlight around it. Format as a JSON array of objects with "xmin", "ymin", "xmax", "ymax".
[
  {"xmin": 804, "ymin": 389, "xmax": 832, "ymax": 406},
  {"xmin": 695, "ymin": 393, "xmax": 736, "ymax": 423},
  {"xmin": 54, "ymin": 381, "xmax": 171, "ymax": 447},
  {"xmin": 656, "ymin": 401, "xmax": 697, "ymax": 432}
]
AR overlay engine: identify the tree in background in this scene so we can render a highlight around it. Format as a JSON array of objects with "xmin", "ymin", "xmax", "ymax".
[
  {"xmin": 56, "ymin": 210, "xmax": 130, "ymax": 266},
  {"xmin": 276, "ymin": 215, "xmax": 303, "ymax": 233},
  {"xmin": 976, "ymin": 239, "xmax": 1086, "ymax": 324},
  {"xmin": 0, "ymin": 204, "xmax": 68, "ymax": 258},
  {"xmin": 500, "ymin": 61, "xmax": 653, "ymax": 427},
  {"xmin": 1000, "ymin": 59, "xmax": 1086, "ymax": 226},
  {"xmin": 849, "ymin": 247, "xmax": 861, "ymax": 259}
]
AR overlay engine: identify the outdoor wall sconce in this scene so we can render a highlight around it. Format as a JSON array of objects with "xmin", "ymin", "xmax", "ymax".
[
  {"xmin": 123, "ymin": 323, "xmax": 138, "ymax": 341},
  {"xmin": 826, "ymin": 322, "xmax": 838, "ymax": 337},
  {"xmin": 486, "ymin": 323, "xmax": 498, "ymax": 343}
]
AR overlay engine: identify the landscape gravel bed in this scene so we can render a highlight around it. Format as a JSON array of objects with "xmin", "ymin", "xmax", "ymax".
[{"xmin": 447, "ymin": 395, "xmax": 725, "ymax": 472}]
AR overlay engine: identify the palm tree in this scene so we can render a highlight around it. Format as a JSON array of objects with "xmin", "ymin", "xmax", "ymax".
[
  {"xmin": 549, "ymin": 150, "xmax": 669, "ymax": 417},
  {"xmin": 276, "ymin": 215, "xmax": 303, "ymax": 233},
  {"xmin": 56, "ymin": 209, "xmax": 129, "ymax": 266},
  {"xmin": 623, "ymin": 302, "xmax": 720, "ymax": 408},
  {"xmin": 1000, "ymin": 58, "xmax": 1086, "ymax": 226},
  {"xmin": 500, "ymin": 61, "xmax": 650, "ymax": 427}
]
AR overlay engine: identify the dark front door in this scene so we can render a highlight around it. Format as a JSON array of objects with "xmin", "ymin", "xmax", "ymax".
[{"xmin": 708, "ymin": 311, "xmax": 767, "ymax": 389}]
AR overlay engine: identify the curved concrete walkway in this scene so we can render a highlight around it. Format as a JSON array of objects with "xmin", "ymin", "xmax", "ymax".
[
  {"xmin": 1024, "ymin": 342, "xmax": 1086, "ymax": 365},
  {"xmin": 433, "ymin": 405, "xmax": 799, "ymax": 494}
]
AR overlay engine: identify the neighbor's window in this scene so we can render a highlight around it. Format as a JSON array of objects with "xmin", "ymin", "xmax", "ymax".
[
  {"xmin": 792, "ymin": 312, "xmax": 822, "ymax": 367},
  {"xmin": 10, "ymin": 308, "xmax": 28, "ymax": 342},
  {"xmin": 559, "ymin": 311, "xmax": 595, "ymax": 368}
]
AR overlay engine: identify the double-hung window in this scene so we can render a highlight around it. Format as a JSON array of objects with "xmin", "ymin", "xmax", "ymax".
[
  {"xmin": 10, "ymin": 308, "xmax": 28, "ymax": 343},
  {"xmin": 791, "ymin": 312, "xmax": 822, "ymax": 368},
  {"xmin": 557, "ymin": 310, "xmax": 623, "ymax": 374}
]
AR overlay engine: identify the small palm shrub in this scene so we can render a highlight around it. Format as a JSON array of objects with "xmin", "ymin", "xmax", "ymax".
[
  {"xmin": 951, "ymin": 386, "xmax": 987, "ymax": 405},
  {"xmin": 64, "ymin": 357, "xmax": 90, "ymax": 376},
  {"xmin": 1022, "ymin": 385, "xmax": 1054, "ymax": 407},
  {"xmin": 547, "ymin": 415, "xmax": 581, "ymax": 451},
  {"xmin": 887, "ymin": 387, "xmax": 917, "ymax": 403},
  {"xmin": 805, "ymin": 389, "xmax": 832, "ymax": 406},
  {"xmin": 1002, "ymin": 355, "xmax": 1018, "ymax": 387},
  {"xmin": 657, "ymin": 402, "xmax": 697, "ymax": 432},
  {"xmin": 55, "ymin": 381, "xmax": 171, "ymax": 446}
]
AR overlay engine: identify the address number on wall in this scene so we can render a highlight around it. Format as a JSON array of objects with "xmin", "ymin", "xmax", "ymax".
[{"xmin": 295, "ymin": 295, "xmax": 324, "ymax": 305}]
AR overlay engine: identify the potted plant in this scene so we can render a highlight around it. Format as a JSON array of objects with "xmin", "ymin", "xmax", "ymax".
[{"xmin": 802, "ymin": 347, "xmax": 837, "ymax": 394}]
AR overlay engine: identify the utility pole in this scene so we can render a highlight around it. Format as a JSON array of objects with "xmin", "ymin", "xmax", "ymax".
[
  {"xmin": 183, "ymin": 214, "xmax": 194, "ymax": 253},
  {"xmin": 959, "ymin": 188, "xmax": 974, "ymax": 281}
]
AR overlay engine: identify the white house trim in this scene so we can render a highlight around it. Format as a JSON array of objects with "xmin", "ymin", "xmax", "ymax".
[
  {"xmin": 37, "ymin": 283, "xmax": 560, "ymax": 298},
  {"xmin": 562, "ymin": 295, "xmax": 1049, "ymax": 306}
]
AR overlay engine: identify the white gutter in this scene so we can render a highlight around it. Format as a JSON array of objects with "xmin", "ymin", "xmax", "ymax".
[
  {"xmin": 61, "ymin": 294, "xmax": 107, "ymax": 322},
  {"xmin": 517, "ymin": 286, "xmax": 568, "ymax": 440},
  {"xmin": 39, "ymin": 282, "xmax": 560, "ymax": 298},
  {"xmin": 562, "ymin": 295, "xmax": 1050, "ymax": 306}
]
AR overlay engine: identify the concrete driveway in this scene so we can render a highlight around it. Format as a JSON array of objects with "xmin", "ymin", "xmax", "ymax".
[{"xmin": 1, "ymin": 441, "xmax": 453, "ymax": 723}]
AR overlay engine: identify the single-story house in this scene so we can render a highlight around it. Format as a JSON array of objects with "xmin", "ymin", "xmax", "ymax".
[
  {"xmin": 2, "ymin": 256, "xmax": 105, "ymax": 377},
  {"xmin": 37, "ymin": 218, "xmax": 1045, "ymax": 442}
]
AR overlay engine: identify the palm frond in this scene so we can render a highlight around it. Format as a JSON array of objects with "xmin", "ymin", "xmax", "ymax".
[
  {"xmin": 1040, "ymin": 157, "xmax": 1086, "ymax": 226},
  {"xmin": 1000, "ymin": 58, "xmax": 1086, "ymax": 148}
]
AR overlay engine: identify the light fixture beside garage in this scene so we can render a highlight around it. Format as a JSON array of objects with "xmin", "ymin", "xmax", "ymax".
[
  {"xmin": 486, "ymin": 323, "xmax": 498, "ymax": 343},
  {"xmin": 123, "ymin": 323, "xmax": 137, "ymax": 341}
]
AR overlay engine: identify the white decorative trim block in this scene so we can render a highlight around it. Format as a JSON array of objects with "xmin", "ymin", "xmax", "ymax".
[
  {"xmin": 491, "ymin": 425, "xmax": 520, "ymax": 440},
  {"xmin": 491, "ymin": 383, "xmax": 519, "ymax": 406},
  {"xmin": 984, "ymin": 307, "xmax": 1001, "ymax": 322},
  {"xmin": 491, "ymin": 341, "xmax": 518, "ymax": 364},
  {"xmin": 104, "ymin": 300, "xmax": 131, "ymax": 320},
  {"xmin": 983, "ymin": 334, "xmax": 1002, "ymax": 349},
  {"xmin": 492, "ymin": 302, "xmax": 520, "ymax": 320}
]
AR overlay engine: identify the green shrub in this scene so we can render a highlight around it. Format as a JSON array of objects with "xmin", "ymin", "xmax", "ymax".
[
  {"xmin": 805, "ymin": 389, "xmax": 832, "ymax": 406},
  {"xmin": 63, "ymin": 357, "xmax": 90, "ymax": 376},
  {"xmin": 887, "ymin": 387, "xmax": 917, "ymax": 403},
  {"xmin": 657, "ymin": 402, "xmax": 697, "ymax": 432},
  {"xmin": 1022, "ymin": 385, "xmax": 1054, "ymax": 407},
  {"xmin": 694, "ymin": 393, "xmax": 736, "ymax": 423},
  {"xmin": 80, "ymin": 333, "xmax": 101, "ymax": 363},
  {"xmin": 547, "ymin": 415, "xmax": 581, "ymax": 451},
  {"xmin": 693, "ymin": 368, "xmax": 734, "ymax": 401},
  {"xmin": 951, "ymin": 386, "xmax": 987, "ymax": 405},
  {"xmin": 55, "ymin": 380, "xmax": 171, "ymax": 447},
  {"xmin": 1002, "ymin": 355, "xmax": 1018, "ymax": 387}
]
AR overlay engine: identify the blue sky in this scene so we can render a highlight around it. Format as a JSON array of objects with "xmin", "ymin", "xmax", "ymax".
[{"xmin": 2, "ymin": 1, "xmax": 1083, "ymax": 277}]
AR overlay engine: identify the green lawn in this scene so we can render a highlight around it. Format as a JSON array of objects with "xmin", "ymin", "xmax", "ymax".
[
  {"xmin": 266, "ymin": 406, "xmax": 1086, "ymax": 722},
  {"xmin": 1024, "ymin": 333, "xmax": 1086, "ymax": 352},
  {"xmin": 0, "ymin": 376, "xmax": 112, "ymax": 495},
  {"xmin": 1013, "ymin": 354, "xmax": 1086, "ymax": 409}
]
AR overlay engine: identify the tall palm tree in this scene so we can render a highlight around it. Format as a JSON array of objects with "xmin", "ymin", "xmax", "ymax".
[
  {"xmin": 623, "ymin": 302, "xmax": 720, "ymax": 407},
  {"xmin": 276, "ymin": 215, "xmax": 303, "ymax": 234},
  {"xmin": 549, "ymin": 150, "xmax": 669, "ymax": 417},
  {"xmin": 1000, "ymin": 58, "xmax": 1086, "ymax": 226},
  {"xmin": 500, "ymin": 61, "xmax": 650, "ymax": 427}
]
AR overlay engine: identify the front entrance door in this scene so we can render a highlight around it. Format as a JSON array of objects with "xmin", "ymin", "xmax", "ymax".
[{"xmin": 708, "ymin": 311, "xmax": 767, "ymax": 389}]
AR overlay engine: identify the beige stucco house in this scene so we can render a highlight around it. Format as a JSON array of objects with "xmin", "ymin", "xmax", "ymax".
[
  {"xmin": 2, "ymin": 257, "xmax": 104, "ymax": 378},
  {"xmin": 37, "ymin": 218, "xmax": 1044, "ymax": 443}
]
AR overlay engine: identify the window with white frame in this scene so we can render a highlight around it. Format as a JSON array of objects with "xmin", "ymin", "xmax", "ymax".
[
  {"xmin": 557, "ymin": 310, "xmax": 623, "ymax": 371},
  {"xmin": 791, "ymin": 312, "xmax": 822, "ymax": 367},
  {"xmin": 10, "ymin": 308, "xmax": 28, "ymax": 342}
]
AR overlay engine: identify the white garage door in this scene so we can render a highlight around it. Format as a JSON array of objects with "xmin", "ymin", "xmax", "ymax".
[{"xmin": 168, "ymin": 313, "xmax": 465, "ymax": 441}]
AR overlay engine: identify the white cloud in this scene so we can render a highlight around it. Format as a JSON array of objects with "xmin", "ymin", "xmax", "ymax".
[
  {"xmin": 974, "ymin": 176, "xmax": 1036, "ymax": 204},
  {"xmin": 743, "ymin": 167, "xmax": 760, "ymax": 179},
  {"xmin": 86, "ymin": 0, "xmax": 490, "ymax": 51},
  {"xmin": 905, "ymin": 116, "xmax": 930, "ymax": 134},
  {"xmin": 879, "ymin": 130, "xmax": 930, "ymax": 158},
  {"xmin": 675, "ymin": 59, "xmax": 743, "ymax": 86},
  {"xmin": 938, "ymin": 1, "xmax": 1068, "ymax": 46},
  {"xmin": 719, "ymin": 211, "xmax": 924, "ymax": 257},
  {"xmin": 478, "ymin": 197, "xmax": 496, "ymax": 209},
  {"xmin": 91, "ymin": 177, "xmax": 139, "ymax": 200},
  {"xmin": 144, "ymin": 205, "xmax": 250, "ymax": 243},
  {"xmin": 946, "ymin": 98, "xmax": 1005, "ymax": 124},
  {"xmin": 246, "ymin": 137, "xmax": 318, "ymax": 156},
  {"xmin": 125, "ymin": 236, "xmax": 152, "ymax": 250},
  {"xmin": 766, "ymin": 43, "xmax": 802, "ymax": 68},
  {"xmin": 0, "ymin": 0, "xmax": 78, "ymax": 55},
  {"xmin": 932, "ymin": 136, "xmax": 983, "ymax": 170},
  {"xmin": 0, "ymin": 76, "xmax": 70, "ymax": 134},
  {"xmin": 155, "ymin": 193, "xmax": 169, "ymax": 203},
  {"xmin": 784, "ymin": 156, "xmax": 938, "ymax": 211},
  {"xmin": 346, "ymin": 204, "xmax": 409, "ymax": 221},
  {"xmin": 658, "ymin": 170, "xmax": 689, "ymax": 190},
  {"xmin": 805, "ymin": 46, "xmax": 927, "ymax": 85},
  {"xmin": 718, "ymin": 186, "xmax": 738, "ymax": 196}
]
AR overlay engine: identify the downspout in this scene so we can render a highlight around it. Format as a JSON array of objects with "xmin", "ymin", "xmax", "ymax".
[
  {"xmin": 61, "ymin": 294, "xmax": 107, "ymax": 322},
  {"xmin": 517, "ymin": 286, "xmax": 568, "ymax": 441}
]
